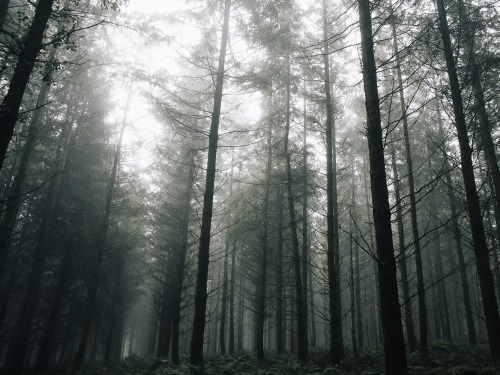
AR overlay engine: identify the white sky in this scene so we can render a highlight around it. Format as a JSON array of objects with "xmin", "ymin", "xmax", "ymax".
[{"xmin": 108, "ymin": 0, "xmax": 262, "ymax": 176}]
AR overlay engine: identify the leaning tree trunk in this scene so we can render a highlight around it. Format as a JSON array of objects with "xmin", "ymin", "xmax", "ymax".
[
  {"xmin": 435, "ymin": 0, "xmax": 500, "ymax": 361},
  {"xmin": 458, "ymin": 0, "xmax": 500, "ymax": 246},
  {"xmin": 189, "ymin": 0, "xmax": 231, "ymax": 366},
  {"xmin": 0, "ymin": 52, "xmax": 59, "ymax": 279},
  {"xmin": 356, "ymin": 0, "xmax": 408, "ymax": 373},
  {"xmin": 436, "ymin": 103, "xmax": 477, "ymax": 345},
  {"xmin": 284, "ymin": 56, "xmax": 308, "ymax": 362},
  {"xmin": 0, "ymin": 0, "xmax": 54, "ymax": 171},
  {"xmin": 322, "ymin": 0, "xmax": 344, "ymax": 363}
]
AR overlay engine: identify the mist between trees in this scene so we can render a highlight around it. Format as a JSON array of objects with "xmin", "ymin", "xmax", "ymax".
[{"xmin": 0, "ymin": 0, "xmax": 499, "ymax": 374}]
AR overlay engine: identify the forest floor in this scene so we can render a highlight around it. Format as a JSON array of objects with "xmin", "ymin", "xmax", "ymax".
[{"xmin": 73, "ymin": 340, "xmax": 500, "ymax": 375}]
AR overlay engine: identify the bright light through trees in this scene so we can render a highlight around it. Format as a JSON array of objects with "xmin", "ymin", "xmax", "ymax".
[{"xmin": 0, "ymin": 0, "xmax": 500, "ymax": 374}]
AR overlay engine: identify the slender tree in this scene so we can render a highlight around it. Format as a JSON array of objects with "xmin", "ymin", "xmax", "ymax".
[
  {"xmin": 190, "ymin": 0, "xmax": 231, "ymax": 366},
  {"xmin": 322, "ymin": 0, "xmax": 344, "ymax": 363},
  {"xmin": 435, "ymin": 0, "xmax": 500, "ymax": 360},
  {"xmin": 356, "ymin": 0, "xmax": 408, "ymax": 372}
]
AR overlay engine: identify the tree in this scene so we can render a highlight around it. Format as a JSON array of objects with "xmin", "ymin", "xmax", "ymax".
[
  {"xmin": 0, "ymin": 0, "xmax": 54, "ymax": 171},
  {"xmin": 190, "ymin": 0, "xmax": 231, "ymax": 366},
  {"xmin": 435, "ymin": 0, "xmax": 500, "ymax": 360},
  {"xmin": 356, "ymin": 0, "xmax": 408, "ymax": 373}
]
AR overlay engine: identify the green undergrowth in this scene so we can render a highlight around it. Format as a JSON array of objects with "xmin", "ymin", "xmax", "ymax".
[{"xmin": 75, "ymin": 341, "xmax": 500, "ymax": 375}]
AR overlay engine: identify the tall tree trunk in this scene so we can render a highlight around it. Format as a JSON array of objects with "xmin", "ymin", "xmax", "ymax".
[
  {"xmin": 391, "ymin": 148, "xmax": 418, "ymax": 352},
  {"xmin": 0, "ymin": 0, "xmax": 54, "ymax": 171},
  {"xmin": 435, "ymin": 0, "xmax": 500, "ymax": 360},
  {"xmin": 73, "ymin": 79, "xmax": 131, "ymax": 370},
  {"xmin": 356, "ymin": 0, "xmax": 408, "ymax": 373},
  {"xmin": 390, "ymin": 21, "xmax": 427, "ymax": 355},
  {"xmin": 276, "ymin": 184, "xmax": 284, "ymax": 354},
  {"xmin": 172, "ymin": 149, "xmax": 196, "ymax": 365},
  {"xmin": 322, "ymin": 0, "xmax": 344, "ymax": 363},
  {"xmin": 362, "ymin": 156, "xmax": 381, "ymax": 345},
  {"xmin": 301, "ymin": 81, "xmax": 309, "ymax": 350},
  {"xmin": 437, "ymin": 102, "xmax": 477, "ymax": 345},
  {"xmin": 0, "ymin": 67, "xmax": 53, "ymax": 278},
  {"xmin": 219, "ymin": 152, "xmax": 234, "ymax": 356},
  {"xmin": 284, "ymin": 56, "xmax": 308, "ymax": 362},
  {"xmin": 228, "ymin": 165, "xmax": 241, "ymax": 355},
  {"xmin": 458, "ymin": 0, "xmax": 500, "ymax": 244},
  {"xmin": 237, "ymin": 273, "xmax": 244, "ymax": 352},
  {"xmin": 256, "ymin": 118, "xmax": 272, "ymax": 362},
  {"xmin": 427, "ymin": 160, "xmax": 452, "ymax": 341},
  {"xmin": 103, "ymin": 259, "xmax": 125, "ymax": 362},
  {"xmin": 190, "ymin": 0, "xmax": 231, "ymax": 366},
  {"xmin": 349, "ymin": 191, "xmax": 358, "ymax": 358},
  {"xmin": 157, "ymin": 280, "xmax": 173, "ymax": 357}
]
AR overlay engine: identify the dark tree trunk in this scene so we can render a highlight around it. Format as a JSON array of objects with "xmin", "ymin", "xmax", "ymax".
[
  {"xmin": 0, "ymin": 0, "xmax": 10, "ymax": 31},
  {"xmin": 435, "ymin": 0, "xmax": 500, "ymax": 360},
  {"xmin": 362, "ymin": 156, "xmax": 381, "ymax": 345},
  {"xmin": 157, "ymin": 281, "xmax": 173, "ymax": 357},
  {"xmin": 189, "ymin": 0, "xmax": 231, "ymax": 366},
  {"xmin": 0, "ymin": 0, "xmax": 54, "ymax": 171},
  {"xmin": 356, "ymin": 0, "xmax": 408, "ymax": 373},
  {"xmin": 349, "ymin": 190, "xmax": 358, "ymax": 358},
  {"xmin": 0, "ymin": 72, "xmax": 53, "ymax": 278},
  {"xmin": 390, "ymin": 21, "xmax": 427, "ymax": 355},
  {"xmin": 322, "ymin": 0, "xmax": 344, "ymax": 363}
]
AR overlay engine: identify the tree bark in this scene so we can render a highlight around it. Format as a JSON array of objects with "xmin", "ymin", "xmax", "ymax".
[
  {"xmin": 189, "ymin": 0, "xmax": 231, "ymax": 366},
  {"xmin": 219, "ymin": 152, "xmax": 234, "ymax": 356},
  {"xmin": 284, "ymin": 56, "xmax": 308, "ymax": 362},
  {"xmin": 276, "ymin": 183, "xmax": 284, "ymax": 354},
  {"xmin": 390, "ymin": 21, "xmax": 427, "ymax": 355},
  {"xmin": 322, "ymin": 0, "xmax": 344, "ymax": 363},
  {"xmin": 357, "ymin": 0, "xmax": 408, "ymax": 373},
  {"xmin": 435, "ymin": 0, "xmax": 500, "ymax": 360},
  {"xmin": 0, "ymin": 0, "xmax": 54, "ymax": 171},
  {"xmin": 172, "ymin": 149, "xmax": 196, "ymax": 364},
  {"xmin": 256, "ymin": 118, "xmax": 272, "ymax": 362}
]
